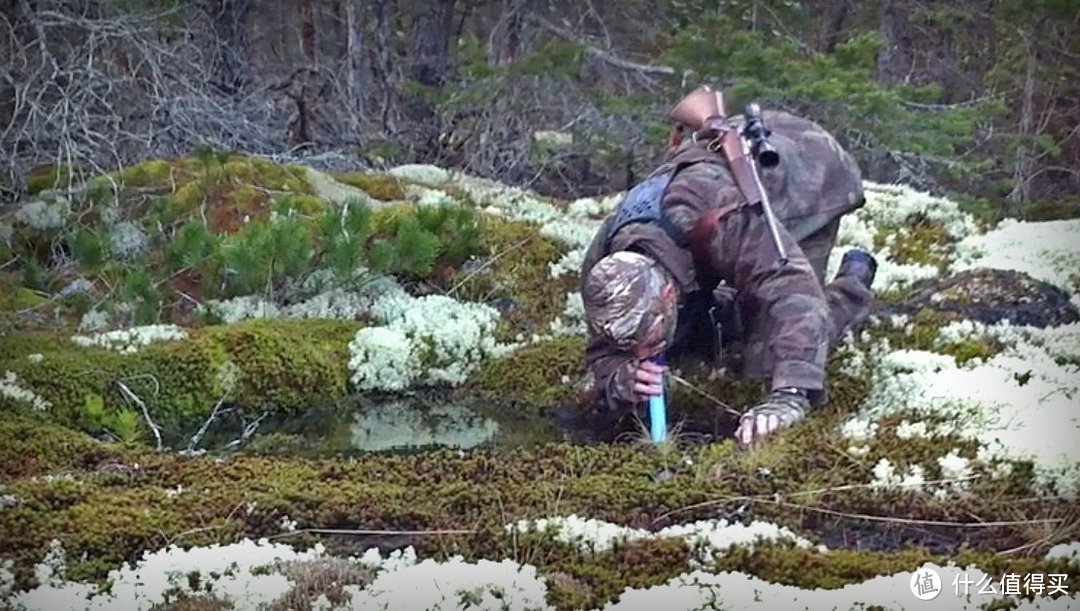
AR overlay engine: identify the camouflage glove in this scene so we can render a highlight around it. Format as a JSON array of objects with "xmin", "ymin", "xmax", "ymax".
[{"xmin": 736, "ymin": 387, "xmax": 810, "ymax": 446}]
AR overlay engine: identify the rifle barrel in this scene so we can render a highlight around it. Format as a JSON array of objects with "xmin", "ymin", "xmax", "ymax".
[{"xmin": 740, "ymin": 136, "xmax": 789, "ymax": 265}]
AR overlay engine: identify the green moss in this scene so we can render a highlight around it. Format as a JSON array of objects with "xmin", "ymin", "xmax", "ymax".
[
  {"xmin": 287, "ymin": 194, "xmax": 327, "ymax": 216},
  {"xmin": 451, "ymin": 217, "xmax": 576, "ymax": 341},
  {"xmin": 24, "ymin": 164, "xmax": 83, "ymax": 195},
  {"xmin": 200, "ymin": 318, "xmax": 358, "ymax": 415},
  {"xmin": 874, "ymin": 213, "xmax": 954, "ymax": 271},
  {"xmin": 0, "ymin": 412, "xmax": 121, "ymax": 481},
  {"xmin": 102, "ymin": 155, "xmax": 316, "ymax": 236},
  {"xmin": 333, "ymin": 172, "xmax": 406, "ymax": 201},
  {"xmin": 219, "ymin": 157, "xmax": 312, "ymax": 195},
  {"xmin": 464, "ymin": 335, "xmax": 585, "ymax": 408},
  {"xmin": 116, "ymin": 159, "xmax": 180, "ymax": 188},
  {"xmin": 939, "ymin": 337, "xmax": 1000, "ymax": 365},
  {"xmin": 539, "ymin": 537, "xmax": 694, "ymax": 608},
  {"xmin": 867, "ymin": 308, "xmax": 958, "ymax": 352},
  {"xmin": 1025, "ymin": 197, "xmax": 1080, "ymax": 222},
  {"xmin": 150, "ymin": 594, "xmax": 233, "ymax": 611},
  {"xmin": 1, "ymin": 439, "xmax": 1075, "ymax": 601},
  {"xmin": 0, "ymin": 287, "xmax": 47, "ymax": 312},
  {"xmin": 0, "ymin": 319, "xmax": 362, "ymax": 436}
]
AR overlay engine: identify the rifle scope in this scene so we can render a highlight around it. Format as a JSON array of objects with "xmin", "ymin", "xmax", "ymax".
[{"xmin": 742, "ymin": 103, "xmax": 780, "ymax": 168}]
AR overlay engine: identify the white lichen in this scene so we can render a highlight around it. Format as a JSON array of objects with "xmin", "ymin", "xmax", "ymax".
[
  {"xmin": 840, "ymin": 324, "xmax": 1080, "ymax": 499},
  {"xmin": 348, "ymin": 327, "xmax": 418, "ymax": 391},
  {"xmin": 1, "ymin": 370, "xmax": 52, "ymax": 411},
  {"xmin": 510, "ymin": 515, "xmax": 821, "ymax": 567},
  {"xmin": 952, "ymin": 218, "xmax": 1080, "ymax": 295},
  {"xmin": 106, "ymin": 221, "xmax": 149, "ymax": 258},
  {"xmin": 71, "ymin": 324, "xmax": 188, "ymax": 354},
  {"xmin": 13, "ymin": 197, "xmax": 71, "ymax": 230}
]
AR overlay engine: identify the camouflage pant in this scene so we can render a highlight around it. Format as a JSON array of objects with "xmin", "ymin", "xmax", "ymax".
[{"xmin": 669, "ymin": 208, "xmax": 872, "ymax": 402}]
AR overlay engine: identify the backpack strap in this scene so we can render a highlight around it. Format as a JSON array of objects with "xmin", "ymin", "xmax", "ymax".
[{"xmin": 603, "ymin": 159, "xmax": 709, "ymax": 253}]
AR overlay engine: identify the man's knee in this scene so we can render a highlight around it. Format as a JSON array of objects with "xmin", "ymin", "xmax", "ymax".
[{"xmin": 767, "ymin": 293, "xmax": 830, "ymax": 358}]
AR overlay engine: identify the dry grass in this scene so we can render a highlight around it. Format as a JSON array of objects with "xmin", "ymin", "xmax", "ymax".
[{"xmin": 265, "ymin": 557, "xmax": 373, "ymax": 611}]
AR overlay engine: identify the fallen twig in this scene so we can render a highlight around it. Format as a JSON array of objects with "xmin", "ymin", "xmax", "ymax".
[
  {"xmin": 225, "ymin": 410, "xmax": 268, "ymax": 449},
  {"xmin": 183, "ymin": 395, "xmax": 230, "ymax": 455},
  {"xmin": 651, "ymin": 488, "xmax": 1066, "ymax": 530},
  {"xmin": 116, "ymin": 378, "xmax": 163, "ymax": 451},
  {"xmin": 446, "ymin": 236, "xmax": 532, "ymax": 297},
  {"xmin": 269, "ymin": 527, "xmax": 477, "ymax": 539},
  {"xmin": 667, "ymin": 373, "xmax": 743, "ymax": 417}
]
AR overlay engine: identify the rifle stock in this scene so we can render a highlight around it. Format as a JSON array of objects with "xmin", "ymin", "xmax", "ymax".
[{"xmin": 669, "ymin": 86, "xmax": 790, "ymax": 265}]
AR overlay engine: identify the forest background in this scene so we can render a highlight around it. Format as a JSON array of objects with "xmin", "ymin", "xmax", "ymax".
[{"xmin": 1, "ymin": 0, "xmax": 1078, "ymax": 222}]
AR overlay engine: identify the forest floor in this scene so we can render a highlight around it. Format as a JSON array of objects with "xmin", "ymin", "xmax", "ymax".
[{"xmin": 1, "ymin": 154, "xmax": 1079, "ymax": 610}]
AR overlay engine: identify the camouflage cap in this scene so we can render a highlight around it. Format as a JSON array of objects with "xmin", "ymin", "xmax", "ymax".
[{"xmin": 582, "ymin": 251, "xmax": 677, "ymax": 352}]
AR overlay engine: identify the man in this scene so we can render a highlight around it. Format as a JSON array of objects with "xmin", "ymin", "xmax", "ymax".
[{"xmin": 579, "ymin": 86, "xmax": 877, "ymax": 446}]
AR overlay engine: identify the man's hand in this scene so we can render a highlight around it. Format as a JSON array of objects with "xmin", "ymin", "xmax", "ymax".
[
  {"xmin": 734, "ymin": 389, "xmax": 810, "ymax": 446},
  {"xmin": 631, "ymin": 359, "xmax": 667, "ymax": 401},
  {"xmin": 735, "ymin": 412, "xmax": 784, "ymax": 446}
]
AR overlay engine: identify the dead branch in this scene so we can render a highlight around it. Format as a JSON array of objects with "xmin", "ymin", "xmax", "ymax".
[
  {"xmin": 530, "ymin": 16, "xmax": 676, "ymax": 83},
  {"xmin": 183, "ymin": 395, "xmax": 232, "ymax": 455},
  {"xmin": 225, "ymin": 410, "xmax": 268, "ymax": 449},
  {"xmin": 116, "ymin": 377, "xmax": 164, "ymax": 451}
]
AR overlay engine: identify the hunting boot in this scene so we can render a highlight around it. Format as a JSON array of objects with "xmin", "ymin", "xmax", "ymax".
[{"xmin": 836, "ymin": 248, "xmax": 877, "ymax": 289}]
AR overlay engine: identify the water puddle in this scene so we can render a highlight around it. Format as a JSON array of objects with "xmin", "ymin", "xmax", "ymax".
[{"xmin": 192, "ymin": 392, "xmax": 733, "ymax": 457}]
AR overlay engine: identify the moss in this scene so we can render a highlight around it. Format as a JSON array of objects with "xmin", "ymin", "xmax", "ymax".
[
  {"xmin": 536, "ymin": 537, "xmax": 694, "ymax": 608},
  {"xmin": 451, "ymin": 217, "xmax": 577, "ymax": 341},
  {"xmin": 101, "ymin": 155, "xmax": 316, "ymax": 236},
  {"xmin": 464, "ymin": 334, "xmax": 585, "ymax": 408},
  {"xmin": 219, "ymin": 157, "xmax": 312, "ymax": 195},
  {"xmin": 332, "ymin": 172, "xmax": 406, "ymax": 201},
  {"xmin": 0, "ymin": 318, "xmax": 362, "ymax": 435},
  {"xmin": 863, "ymin": 307, "xmax": 958, "ymax": 352},
  {"xmin": 150, "ymin": 595, "xmax": 233, "ymax": 611},
  {"xmin": 116, "ymin": 159, "xmax": 181, "ymax": 188},
  {"xmin": 873, "ymin": 213, "xmax": 954, "ymax": 271},
  {"xmin": 697, "ymin": 541, "xmax": 1078, "ymax": 600},
  {"xmin": 1025, "ymin": 197, "xmax": 1080, "ymax": 222},
  {"xmin": 24, "ymin": 164, "xmax": 84, "ymax": 195},
  {"xmin": 199, "ymin": 318, "xmax": 358, "ymax": 415},
  {"xmin": 287, "ymin": 194, "xmax": 327, "ymax": 216},
  {"xmin": 1, "ymin": 438, "xmax": 1075, "ymax": 601},
  {"xmin": 205, "ymin": 183, "xmax": 270, "ymax": 233},
  {"xmin": 939, "ymin": 337, "xmax": 1001, "ymax": 365},
  {"xmin": 663, "ymin": 361, "xmax": 769, "ymax": 416},
  {"xmin": 0, "ymin": 287, "xmax": 48, "ymax": 312},
  {"xmin": 0, "ymin": 412, "xmax": 121, "ymax": 481}
]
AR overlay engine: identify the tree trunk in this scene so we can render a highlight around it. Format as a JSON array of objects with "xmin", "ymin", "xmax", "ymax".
[
  {"xmin": 406, "ymin": 0, "xmax": 456, "ymax": 87},
  {"xmin": 345, "ymin": 0, "xmax": 366, "ymax": 136},
  {"xmin": 486, "ymin": 0, "xmax": 530, "ymax": 66},
  {"xmin": 300, "ymin": 0, "xmax": 317, "ymax": 65},
  {"xmin": 875, "ymin": 0, "xmax": 914, "ymax": 84},
  {"xmin": 1008, "ymin": 37, "xmax": 1037, "ymax": 206},
  {"xmin": 371, "ymin": 0, "xmax": 397, "ymax": 133},
  {"xmin": 819, "ymin": 0, "xmax": 852, "ymax": 53}
]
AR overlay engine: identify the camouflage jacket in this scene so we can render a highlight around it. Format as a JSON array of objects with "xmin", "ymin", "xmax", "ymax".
[{"xmin": 579, "ymin": 110, "xmax": 865, "ymax": 409}]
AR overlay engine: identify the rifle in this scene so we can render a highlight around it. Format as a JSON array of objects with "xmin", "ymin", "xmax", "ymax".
[{"xmin": 669, "ymin": 86, "xmax": 789, "ymax": 265}]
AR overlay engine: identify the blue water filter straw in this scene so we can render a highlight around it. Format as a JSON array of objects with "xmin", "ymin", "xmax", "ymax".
[{"xmin": 649, "ymin": 353, "xmax": 668, "ymax": 442}]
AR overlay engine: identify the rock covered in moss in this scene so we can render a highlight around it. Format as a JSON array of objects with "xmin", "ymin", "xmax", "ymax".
[{"xmin": 885, "ymin": 268, "xmax": 1079, "ymax": 329}]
